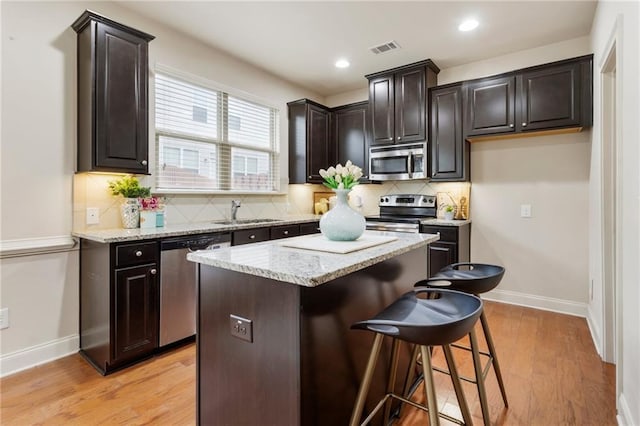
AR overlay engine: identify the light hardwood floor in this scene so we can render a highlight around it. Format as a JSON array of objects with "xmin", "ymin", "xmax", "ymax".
[{"xmin": 1, "ymin": 301, "xmax": 615, "ymax": 425}]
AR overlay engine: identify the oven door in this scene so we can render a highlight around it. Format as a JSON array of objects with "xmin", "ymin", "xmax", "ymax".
[{"xmin": 369, "ymin": 143, "xmax": 427, "ymax": 180}]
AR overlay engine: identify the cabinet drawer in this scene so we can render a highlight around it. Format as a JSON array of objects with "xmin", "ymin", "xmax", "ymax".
[
  {"xmin": 115, "ymin": 241, "xmax": 158, "ymax": 267},
  {"xmin": 299, "ymin": 222, "xmax": 321, "ymax": 235},
  {"xmin": 232, "ymin": 227, "xmax": 270, "ymax": 246},
  {"xmin": 270, "ymin": 225, "xmax": 300, "ymax": 240},
  {"xmin": 420, "ymin": 226, "xmax": 458, "ymax": 243}
]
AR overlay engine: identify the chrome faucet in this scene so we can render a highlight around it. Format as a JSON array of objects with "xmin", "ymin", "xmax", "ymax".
[{"xmin": 231, "ymin": 200, "xmax": 241, "ymax": 221}]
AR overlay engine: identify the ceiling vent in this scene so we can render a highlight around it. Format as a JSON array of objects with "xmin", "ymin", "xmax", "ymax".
[{"xmin": 369, "ymin": 40, "xmax": 401, "ymax": 55}]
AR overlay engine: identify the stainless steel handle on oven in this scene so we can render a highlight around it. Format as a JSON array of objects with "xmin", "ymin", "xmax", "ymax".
[{"xmin": 407, "ymin": 153, "xmax": 413, "ymax": 179}]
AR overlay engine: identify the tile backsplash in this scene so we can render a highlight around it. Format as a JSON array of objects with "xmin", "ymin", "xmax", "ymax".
[{"xmin": 73, "ymin": 173, "xmax": 470, "ymax": 230}]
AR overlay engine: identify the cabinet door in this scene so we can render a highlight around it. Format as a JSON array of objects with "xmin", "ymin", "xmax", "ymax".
[
  {"xmin": 428, "ymin": 242, "xmax": 456, "ymax": 277},
  {"xmin": 395, "ymin": 67, "xmax": 426, "ymax": 144},
  {"xmin": 369, "ymin": 74, "xmax": 395, "ymax": 145},
  {"xmin": 518, "ymin": 61, "xmax": 582, "ymax": 131},
  {"xmin": 114, "ymin": 264, "xmax": 158, "ymax": 361},
  {"xmin": 299, "ymin": 222, "xmax": 320, "ymax": 235},
  {"xmin": 306, "ymin": 104, "xmax": 331, "ymax": 183},
  {"xmin": 95, "ymin": 22, "xmax": 149, "ymax": 173},
  {"xmin": 333, "ymin": 102, "xmax": 370, "ymax": 179},
  {"xmin": 465, "ymin": 75, "xmax": 516, "ymax": 137},
  {"xmin": 430, "ymin": 85, "xmax": 468, "ymax": 181},
  {"xmin": 270, "ymin": 224, "xmax": 300, "ymax": 240}
]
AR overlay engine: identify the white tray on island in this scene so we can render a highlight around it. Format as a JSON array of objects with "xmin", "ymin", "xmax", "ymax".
[{"xmin": 279, "ymin": 233, "xmax": 398, "ymax": 254}]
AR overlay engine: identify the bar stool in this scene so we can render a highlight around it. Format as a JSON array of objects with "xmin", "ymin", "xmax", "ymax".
[
  {"xmin": 413, "ymin": 262, "xmax": 508, "ymax": 426},
  {"xmin": 349, "ymin": 288, "xmax": 483, "ymax": 426}
]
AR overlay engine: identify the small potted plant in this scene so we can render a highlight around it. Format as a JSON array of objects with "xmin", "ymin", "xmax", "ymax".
[
  {"xmin": 108, "ymin": 175, "xmax": 151, "ymax": 228},
  {"xmin": 443, "ymin": 205, "xmax": 455, "ymax": 221}
]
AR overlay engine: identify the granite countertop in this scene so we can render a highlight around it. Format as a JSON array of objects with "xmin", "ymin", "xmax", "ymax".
[
  {"xmin": 72, "ymin": 214, "xmax": 321, "ymax": 243},
  {"xmin": 420, "ymin": 218, "xmax": 471, "ymax": 227},
  {"xmin": 186, "ymin": 230, "xmax": 439, "ymax": 287}
]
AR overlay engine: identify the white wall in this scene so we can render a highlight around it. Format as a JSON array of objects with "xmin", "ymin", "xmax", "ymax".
[
  {"xmin": 0, "ymin": 0, "xmax": 321, "ymax": 376},
  {"xmin": 589, "ymin": 2, "xmax": 639, "ymax": 425},
  {"xmin": 428, "ymin": 37, "xmax": 594, "ymax": 314}
]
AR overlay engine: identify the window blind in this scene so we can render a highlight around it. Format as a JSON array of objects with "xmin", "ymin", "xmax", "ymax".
[{"xmin": 155, "ymin": 71, "xmax": 280, "ymax": 193}]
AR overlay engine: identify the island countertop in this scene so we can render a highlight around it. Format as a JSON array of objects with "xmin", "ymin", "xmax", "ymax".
[{"xmin": 187, "ymin": 230, "xmax": 439, "ymax": 287}]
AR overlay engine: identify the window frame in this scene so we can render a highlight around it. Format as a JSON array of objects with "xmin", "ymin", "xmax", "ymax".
[{"xmin": 153, "ymin": 65, "xmax": 281, "ymax": 194}]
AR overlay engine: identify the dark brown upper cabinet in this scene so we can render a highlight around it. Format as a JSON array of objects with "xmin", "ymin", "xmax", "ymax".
[
  {"xmin": 288, "ymin": 99, "xmax": 332, "ymax": 184},
  {"xmin": 464, "ymin": 75, "xmax": 516, "ymax": 137},
  {"xmin": 463, "ymin": 55, "xmax": 593, "ymax": 142},
  {"xmin": 430, "ymin": 84, "xmax": 468, "ymax": 181},
  {"xmin": 517, "ymin": 60, "xmax": 587, "ymax": 131},
  {"xmin": 366, "ymin": 60, "xmax": 439, "ymax": 146},
  {"xmin": 332, "ymin": 101, "xmax": 371, "ymax": 181},
  {"xmin": 72, "ymin": 11, "xmax": 154, "ymax": 174}
]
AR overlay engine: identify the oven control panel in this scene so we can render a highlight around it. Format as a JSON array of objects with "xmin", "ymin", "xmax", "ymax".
[{"xmin": 379, "ymin": 194, "xmax": 436, "ymax": 208}]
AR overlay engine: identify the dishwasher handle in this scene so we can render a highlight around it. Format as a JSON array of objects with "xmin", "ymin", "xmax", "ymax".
[
  {"xmin": 188, "ymin": 241, "xmax": 231, "ymax": 252},
  {"xmin": 161, "ymin": 233, "xmax": 231, "ymax": 251}
]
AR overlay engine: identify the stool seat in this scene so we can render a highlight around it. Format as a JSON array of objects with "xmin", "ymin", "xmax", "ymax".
[
  {"xmin": 351, "ymin": 288, "xmax": 482, "ymax": 346},
  {"xmin": 416, "ymin": 262, "xmax": 505, "ymax": 294},
  {"xmin": 349, "ymin": 289, "xmax": 483, "ymax": 426}
]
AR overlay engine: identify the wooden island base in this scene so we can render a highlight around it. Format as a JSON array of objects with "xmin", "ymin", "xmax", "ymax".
[{"xmin": 196, "ymin": 247, "xmax": 427, "ymax": 425}]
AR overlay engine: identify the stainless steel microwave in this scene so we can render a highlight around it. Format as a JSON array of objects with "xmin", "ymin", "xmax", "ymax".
[{"xmin": 369, "ymin": 142, "xmax": 427, "ymax": 181}]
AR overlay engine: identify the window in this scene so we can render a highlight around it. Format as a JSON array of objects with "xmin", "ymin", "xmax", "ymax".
[{"xmin": 155, "ymin": 70, "xmax": 279, "ymax": 192}]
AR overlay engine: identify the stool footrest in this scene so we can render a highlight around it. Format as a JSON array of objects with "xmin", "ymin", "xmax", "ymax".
[{"xmin": 364, "ymin": 392, "xmax": 465, "ymax": 426}]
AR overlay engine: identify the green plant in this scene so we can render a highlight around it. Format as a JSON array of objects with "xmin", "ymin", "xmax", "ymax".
[
  {"xmin": 108, "ymin": 175, "xmax": 151, "ymax": 198},
  {"xmin": 444, "ymin": 205, "xmax": 455, "ymax": 213},
  {"xmin": 319, "ymin": 160, "xmax": 363, "ymax": 190}
]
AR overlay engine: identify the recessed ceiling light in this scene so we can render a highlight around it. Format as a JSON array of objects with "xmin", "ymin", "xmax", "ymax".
[
  {"xmin": 458, "ymin": 19, "xmax": 479, "ymax": 32},
  {"xmin": 335, "ymin": 59, "xmax": 350, "ymax": 69}
]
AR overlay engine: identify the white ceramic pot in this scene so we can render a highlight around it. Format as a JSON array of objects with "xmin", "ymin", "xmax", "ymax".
[{"xmin": 319, "ymin": 189, "xmax": 366, "ymax": 241}]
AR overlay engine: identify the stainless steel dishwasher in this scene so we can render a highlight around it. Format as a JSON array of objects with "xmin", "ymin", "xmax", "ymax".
[{"xmin": 159, "ymin": 233, "xmax": 231, "ymax": 346}]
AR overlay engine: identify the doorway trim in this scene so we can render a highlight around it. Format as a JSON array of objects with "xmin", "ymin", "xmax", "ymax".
[{"xmin": 598, "ymin": 13, "xmax": 623, "ymax": 401}]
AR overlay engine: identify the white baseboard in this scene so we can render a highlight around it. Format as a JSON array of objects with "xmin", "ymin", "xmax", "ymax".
[
  {"xmin": 483, "ymin": 288, "xmax": 588, "ymax": 317},
  {"xmin": 617, "ymin": 392, "xmax": 635, "ymax": 426},
  {"xmin": 586, "ymin": 305, "xmax": 603, "ymax": 357},
  {"xmin": 1, "ymin": 334, "xmax": 79, "ymax": 377}
]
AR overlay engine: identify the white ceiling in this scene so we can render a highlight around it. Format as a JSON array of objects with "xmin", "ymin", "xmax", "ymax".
[{"xmin": 117, "ymin": 1, "xmax": 597, "ymax": 96}]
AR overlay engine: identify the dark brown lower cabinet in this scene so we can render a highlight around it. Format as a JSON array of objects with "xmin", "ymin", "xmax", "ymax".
[
  {"xmin": 80, "ymin": 239, "xmax": 159, "ymax": 375},
  {"xmin": 197, "ymin": 247, "xmax": 428, "ymax": 425},
  {"xmin": 114, "ymin": 264, "xmax": 158, "ymax": 361},
  {"xmin": 421, "ymin": 224, "xmax": 470, "ymax": 277}
]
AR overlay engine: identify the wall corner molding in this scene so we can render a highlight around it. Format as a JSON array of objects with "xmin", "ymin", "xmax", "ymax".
[{"xmin": 0, "ymin": 235, "xmax": 78, "ymax": 259}]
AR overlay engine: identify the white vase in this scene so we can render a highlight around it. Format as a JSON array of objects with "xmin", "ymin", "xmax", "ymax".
[
  {"xmin": 120, "ymin": 198, "xmax": 140, "ymax": 229},
  {"xmin": 319, "ymin": 189, "xmax": 366, "ymax": 241}
]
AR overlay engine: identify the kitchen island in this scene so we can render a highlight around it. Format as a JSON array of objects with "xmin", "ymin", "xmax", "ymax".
[{"xmin": 187, "ymin": 230, "xmax": 439, "ymax": 425}]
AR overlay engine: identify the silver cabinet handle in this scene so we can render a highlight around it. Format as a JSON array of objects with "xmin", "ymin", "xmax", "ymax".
[
  {"xmin": 150, "ymin": 268, "xmax": 157, "ymax": 275},
  {"xmin": 283, "ymin": 230, "xmax": 289, "ymax": 235},
  {"xmin": 249, "ymin": 235, "xmax": 256, "ymax": 239},
  {"xmin": 135, "ymin": 250, "xmax": 143, "ymax": 257},
  {"xmin": 397, "ymin": 136, "xmax": 402, "ymax": 140},
  {"xmin": 522, "ymin": 122, "xmax": 527, "ymax": 127},
  {"xmin": 308, "ymin": 176, "xmax": 312, "ymax": 179},
  {"xmin": 509, "ymin": 124, "xmax": 514, "ymax": 128},
  {"xmin": 388, "ymin": 137, "xmax": 393, "ymax": 141},
  {"xmin": 141, "ymin": 160, "xmax": 148, "ymax": 166}
]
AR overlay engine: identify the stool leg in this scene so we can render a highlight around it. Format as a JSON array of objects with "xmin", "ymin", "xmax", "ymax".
[
  {"xmin": 480, "ymin": 310, "xmax": 509, "ymax": 407},
  {"xmin": 419, "ymin": 345, "xmax": 440, "ymax": 426},
  {"xmin": 469, "ymin": 328, "xmax": 491, "ymax": 426},
  {"xmin": 442, "ymin": 344, "xmax": 473, "ymax": 425},
  {"xmin": 383, "ymin": 338, "xmax": 401, "ymax": 422},
  {"xmin": 350, "ymin": 333, "xmax": 384, "ymax": 426}
]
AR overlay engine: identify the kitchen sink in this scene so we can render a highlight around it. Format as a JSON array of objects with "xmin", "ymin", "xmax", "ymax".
[{"xmin": 211, "ymin": 218, "xmax": 283, "ymax": 225}]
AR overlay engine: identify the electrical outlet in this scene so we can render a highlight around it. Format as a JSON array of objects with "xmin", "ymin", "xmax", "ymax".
[
  {"xmin": 520, "ymin": 204, "xmax": 532, "ymax": 218},
  {"xmin": 0, "ymin": 308, "xmax": 9, "ymax": 330},
  {"xmin": 230, "ymin": 314, "xmax": 253, "ymax": 343},
  {"xmin": 86, "ymin": 207, "xmax": 100, "ymax": 225}
]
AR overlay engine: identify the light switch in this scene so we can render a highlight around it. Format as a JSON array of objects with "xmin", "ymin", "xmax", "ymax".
[{"xmin": 520, "ymin": 204, "xmax": 532, "ymax": 218}]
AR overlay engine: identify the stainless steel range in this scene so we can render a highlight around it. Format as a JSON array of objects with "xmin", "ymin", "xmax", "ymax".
[{"xmin": 365, "ymin": 194, "xmax": 437, "ymax": 233}]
